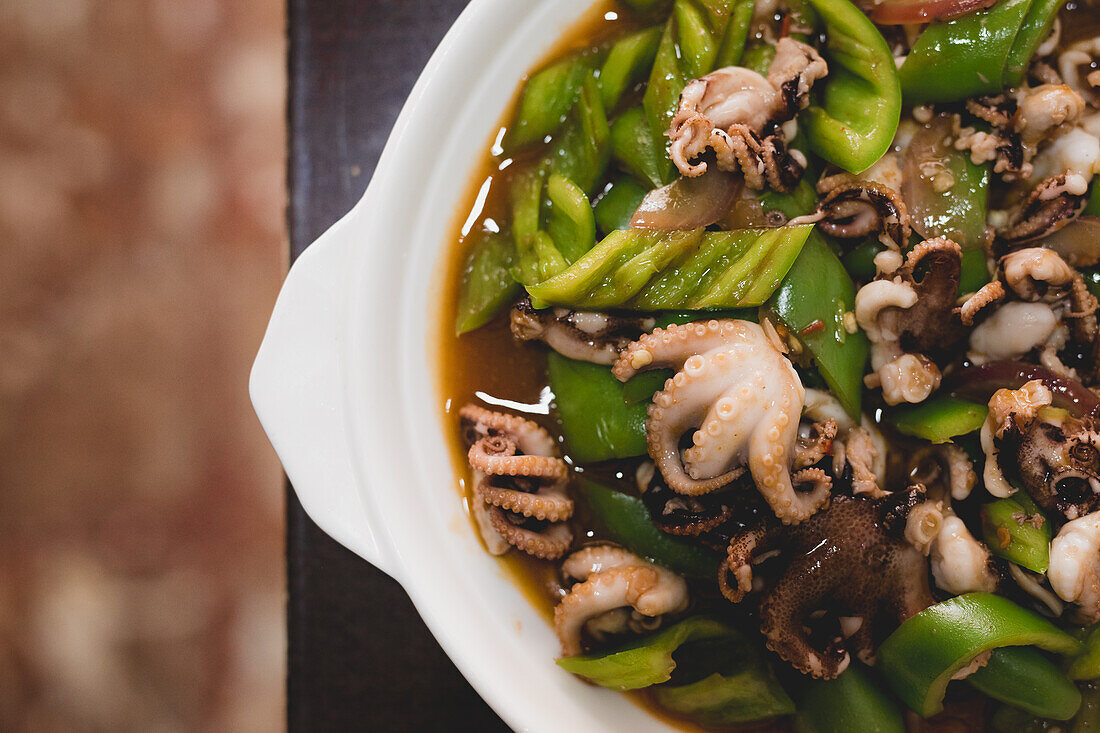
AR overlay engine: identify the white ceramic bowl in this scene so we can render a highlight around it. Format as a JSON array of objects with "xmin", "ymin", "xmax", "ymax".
[{"xmin": 251, "ymin": 1, "xmax": 678, "ymax": 730}]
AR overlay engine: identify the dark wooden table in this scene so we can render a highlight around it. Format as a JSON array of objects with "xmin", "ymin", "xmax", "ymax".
[{"xmin": 287, "ymin": 1, "xmax": 508, "ymax": 729}]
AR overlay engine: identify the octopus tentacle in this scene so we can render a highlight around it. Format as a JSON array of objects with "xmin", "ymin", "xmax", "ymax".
[
  {"xmin": 720, "ymin": 523, "xmax": 779, "ymax": 603},
  {"xmin": 489, "ymin": 509, "xmax": 572, "ymax": 561},
  {"xmin": 460, "ymin": 404, "xmax": 574, "ymax": 558},
  {"xmin": 960, "ymin": 280, "xmax": 1006, "ymax": 326},
  {"xmin": 554, "ymin": 545, "xmax": 689, "ymax": 656},
  {"xmin": 795, "ymin": 420, "xmax": 837, "ymax": 470}
]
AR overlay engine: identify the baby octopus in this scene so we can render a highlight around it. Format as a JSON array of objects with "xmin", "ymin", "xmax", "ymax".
[
  {"xmin": 459, "ymin": 404, "xmax": 574, "ymax": 559},
  {"xmin": 554, "ymin": 544, "xmax": 689, "ymax": 656},
  {"xmin": 611, "ymin": 319, "xmax": 828, "ymax": 524},
  {"xmin": 667, "ymin": 38, "xmax": 827, "ymax": 191},
  {"xmin": 854, "ymin": 237, "xmax": 964, "ymax": 405},
  {"xmin": 719, "ymin": 487, "xmax": 936, "ymax": 678}
]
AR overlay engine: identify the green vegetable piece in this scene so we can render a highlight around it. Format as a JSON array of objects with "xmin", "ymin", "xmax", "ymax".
[
  {"xmin": 960, "ymin": 246, "xmax": 993, "ymax": 295},
  {"xmin": 842, "ymin": 239, "xmax": 883, "ymax": 283},
  {"xmin": 1070, "ymin": 627, "xmax": 1100, "ymax": 681},
  {"xmin": 617, "ymin": 0, "xmax": 674, "ymax": 18},
  {"xmin": 654, "ymin": 634, "xmax": 795, "ymax": 725},
  {"xmin": 546, "ymin": 174, "xmax": 597, "ymax": 263},
  {"xmin": 652, "ymin": 308, "xmax": 758, "ymax": 330},
  {"xmin": 741, "ymin": 43, "xmax": 776, "ymax": 75},
  {"xmin": 990, "ymin": 703, "xmax": 1061, "ymax": 733},
  {"xmin": 599, "ymin": 26, "xmax": 662, "ymax": 112},
  {"xmin": 579, "ymin": 480, "xmax": 721, "ymax": 579},
  {"xmin": 621, "ymin": 369, "xmax": 672, "ymax": 404},
  {"xmin": 454, "ymin": 232, "xmax": 521, "ymax": 335},
  {"xmin": 969, "ymin": 647, "xmax": 1082, "ymax": 721},
  {"xmin": 508, "ymin": 53, "xmax": 594, "ymax": 150},
  {"xmin": 1003, "ymin": 0, "xmax": 1067, "ymax": 87},
  {"xmin": 877, "ymin": 592, "xmax": 1082, "ymax": 717},
  {"xmin": 794, "ymin": 666, "xmax": 904, "ymax": 733},
  {"xmin": 556, "ymin": 617, "xmax": 733, "ymax": 690},
  {"xmin": 981, "ymin": 493, "xmax": 1051, "ymax": 573},
  {"xmin": 594, "ymin": 178, "xmax": 649, "ymax": 235},
  {"xmin": 611, "ymin": 106, "xmax": 670, "ymax": 189},
  {"xmin": 643, "ymin": 0, "xmax": 742, "ymax": 185},
  {"xmin": 899, "ymin": 0, "xmax": 1033, "ymax": 104},
  {"xmin": 765, "ymin": 232, "xmax": 868, "ymax": 420},
  {"xmin": 760, "ymin": 176, "xmax": 819, "ymax": 220},
  {"xmin": 510, "ymin": 167, "xmax": 548, "ymax": 285},
  {"xmin": 549, "ymin": 73, "xmax": 611, "ymax": 195},
  {"xmin": 548, "ymin": 354, "xmax": 648, "ymax": 462},
  {"xmin": 913, "ymin": 151, "xmax": 990, "ymax": 250},
  {"xmin": 802, "ymin": 0, "xmax": 901, "ymax": 173},
  {"xmin": 889, "ymin": 397, "xmax": 988, "ymax": 444},
  {"xmin": 715, "ymin": 0, "xmax": 753, "ymax": 68},
  {"xmin": 526, "ymin": 226, "xmax": 813, "ymax": 311}
]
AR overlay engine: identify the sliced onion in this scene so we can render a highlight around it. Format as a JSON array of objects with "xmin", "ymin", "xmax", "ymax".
[
  {"xmin": 901, "ymin": 116, "xmax": 987, "ymax": 249},
  {"xmin": 1036, "ymin": 215, "xmax": 1100, "ymax": 267},
  {"xmin": 944, "ymin": 361, "xmax": 1100, "ymax": 419},
  {"xmin": 630, "ymin": 171, "xmax": 742, "ymax": 231},
  {"xmin": 870, "ymin": 0, "xmax": 1000, "ymax": 24}
]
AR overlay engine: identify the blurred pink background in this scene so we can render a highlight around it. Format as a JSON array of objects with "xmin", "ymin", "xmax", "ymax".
[{"xmin": 0, "ymin": 0, "xmax": 286, "ymax": 729}]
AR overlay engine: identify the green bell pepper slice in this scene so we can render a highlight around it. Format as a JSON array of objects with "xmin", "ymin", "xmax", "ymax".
[
  {"xmin": 877, "ymin": 592, "xmax": 1082, "ymax": 717},
  {"xmin": 889, "ymin": 396, "xmax": 988, "ymax": 444},
  {"xmin": 507, "ymin": 52, "xmax": 595, "ymax": 151},
  {"xmin": 794, "ymin": 666, "xmax": 905, "ymax": 733},
  {"xmin": 546, "ymin": 174, "xmax": 597, "ymax": 263},
  {"xmin": 557, "ymin": 616, "xmax": 731, "ymax": 689},
  {"xmin": 764, "ymin": 232, "xmax": 868, "ymax": 420},
  {"xmin": 579, "ymin": 480, "xmax": 721, "ymax": 580},
  {"xmin": 981, "ymin": 492, "xmax": 1051, "ymax": 573},
  {"xmin": 549, "ymin": 73, "xmax": 611, "ymax": 195},
  {"xmin": 594, "ymin": 177, "xmax": 650, "ymax": 235},
  {"xmin": 525, "ymin": 226, "xmax": 812, "ymax": 311},
  {"xmin": 969, "ymin": 646, "xmax": 1082, "ymax": 721},
  {"xmin": 1002, "ymin": 0, "xmax": 1067, "ymax": 88},
  {"xmin": 599, "ymin": 26, "xmax": 662, "ymax": 112},
  {"xmin": 454, "ymin": 232, "xmax": 521, "ymax": 335},
  {"xmin": 548, "ymin": 354, "xmax": 648, "ymax": 462},
  {"xmin": 899, "ymin": 0, "xmax": 1033, "ymax": 104},
  {"xmin": 610, "ymin": 106, "xmax": 669, "ymax": 189},
  {"xmin": 802, "ymin": 0, "xmax": 901, "ymax": 174},
  {"xmin": 653, "ymin": 629, "xmax": 795, "ymax": 724}
]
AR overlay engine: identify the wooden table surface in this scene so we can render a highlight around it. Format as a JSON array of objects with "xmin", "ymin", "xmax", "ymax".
[{"xmin": 287, "ymin": 1, "xmax": 508, "ymax": 729}]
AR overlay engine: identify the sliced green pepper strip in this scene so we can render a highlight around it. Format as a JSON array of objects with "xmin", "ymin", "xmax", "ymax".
[
  {"xmin": 877, "ymin": 592, "xmax": 1082, "ymax": 717},
  {"xmin": 599, "ymin": 26, "xmax": 662, "ymax": 112},
  {"xmin": 802, "ymin": 0, "xmax": 901, "ymax": 174},
  {"xmin": 909, "ymin": 142, "xmax": 991, "ymax": 250},
  {"xmin": 617, "ymin": 0, "xmax": 673, "ymax": 17},
  {"xmin": 989, "ymin": 703, "xmax": 1061, "ymax": 733},
  {"xmin": 594, "ymin": 177, "xmax": 649, "ymax": 235},
  {"xmin": 654, "ymin": 631, "xmax": 795, "ymax": 724},
  {"xmin": 741, "ymin": 43, "xmax": 776, "ymax": 76},
  {"xmin": 507, "ymin": 52, "xmax": 594, "ymax": 151},
  {"xmin": 557, "ymin": 616, "xmax": 729, "ymax": 690},
  {"xmin": 549, "ymin": 73, "xmax": 611, "ymax": 195},
  {"xmin": 1070, "ymin": 627, "xmax": 1100, "ymax": 681},
  {"xmin": 714, "ymin": 0, "xmax": 753, "ymax": 68},
  {"xmin": 546, "ymin": 174, "xmax": 597, "ymax": 263},
  {"xmin": 898, "ymin": 0, "xmax": 1033, "ymax": 104},
  {"xmin": 526, "ymin": 226, "xmax": 812, "ymax": 310},
  {"xmin": 889, "ymin": 396, "xmax": 987, "ymax": 444},
  {"xmin": 1003, "ymin": 0, "xmax": 1067, "ymax": 87},
  {"xmin": 794, "ymin": 666, "xmax": 905, "ymax": 733},
  {"xmin": 642, "ymin": 0, "xmax": 741, "ymax": 185},
  {"xmin": 548, "ymin": 354, "xmax": 648, "ymax": 462},
  {"xmin": 981, "ymin": 492, "xmax": 1051, "ymax": 573},
  {"xmin": 510, "ymin": 167, "xmax": 548, "ymax": 285},
  {"xmin": 454, "ymin": 232, "xmax": 521, "ymax": 335},
  {"xmin": 621, "ymin": 369, "xmax": 672, "ymax": 404},
  {"xmin": 960, "ymin": 246, "xmax": 993, "ymax": 295},
  {"xmin": 610, "ymin": 106, "xmax": 669, "ymax": 189},
  {"xmin": 765, "ymin": 232, "xmax": 868, "ymax": 420},
  {"xmin": 579, "ymin": 480, "xmax": 722, "ymax": 580},
  {"xmin": 968, "ymin": 646, "xmax": 1082, "ymax": 721},
  {"xmin": 841, "ymin": 239, "xmax": 882, "ymax": 283}
]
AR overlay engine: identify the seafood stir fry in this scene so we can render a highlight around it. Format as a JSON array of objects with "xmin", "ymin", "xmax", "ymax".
[{"xmin": 446, "ymin": 0, "xmax": 1100, "ymax": 728}]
